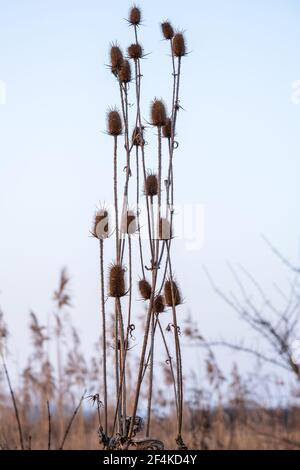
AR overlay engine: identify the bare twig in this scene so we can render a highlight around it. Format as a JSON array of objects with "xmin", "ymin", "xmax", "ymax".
[{"xmin": 59, "ymin": 390, "xmax": 86, "ymax": 450}]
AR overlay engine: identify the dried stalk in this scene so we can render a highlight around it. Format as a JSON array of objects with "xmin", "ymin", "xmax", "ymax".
[{"xmin": 1, "ymin": 357, "xmax": 24, "ymax": 450}]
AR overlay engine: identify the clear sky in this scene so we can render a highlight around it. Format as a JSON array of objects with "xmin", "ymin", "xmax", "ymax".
[{"xmin": 0, "ymin": 0, "xmax": 300, "ymax": 388}]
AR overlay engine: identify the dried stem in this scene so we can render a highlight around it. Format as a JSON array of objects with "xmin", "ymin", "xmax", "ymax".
[
  {"xmin": 59, "ymin": 390, "xmax": 86, "ymax": 450},
  {"xmin": 47, "ymin": 400, "xmax": 51, "ymax": 450},
  {"xmin": 1, "ymin": 357, "xmax": 24, "ymax": 450},
  {"xmin": 99, "ymin": 239, "xmax": 108, "ymax": 435}
]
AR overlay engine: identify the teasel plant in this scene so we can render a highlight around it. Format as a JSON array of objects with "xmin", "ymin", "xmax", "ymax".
[{"xmin": 93, "ymin": 5, "xmax": 188, "ymax": 450}]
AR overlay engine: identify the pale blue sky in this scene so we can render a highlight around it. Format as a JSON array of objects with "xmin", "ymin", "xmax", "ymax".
[{"xmin": 0, "ymin": 0, "xmax": 300, "ymax": 387}]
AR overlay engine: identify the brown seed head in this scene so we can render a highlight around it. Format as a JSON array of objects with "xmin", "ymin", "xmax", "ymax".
[
  {"xmin": 129, "ymin": 5, "xmax": 141, "ymax": 25},
  {"xmin": 172, "ymin": 32, "xmax": 186, "ymax": 57},
  {"xmin": 107, "ymin": 109, "xmax": 122, "ymax": 136},
  {"xmin": 109, "ymin": 264, "xmax": 126, "ymax": 297},
  {"xmin": 145, "ymin": 173, "xmax": 158, "ymax": 197},
  {"xmin": 128, "ymin": 43, "xmax": 143, "ymax": 60},
  {"xmin": 138, "ymin": 279, "xmax": 152, "ymax": 300},
  {"xmin": 132, "ymin": 126, "xmax": 144, "ymax": 146},
  {"xmin": 118, "ymin": 60, "xmax": 131, "ymax": 83},
  {"xmin": 161, "ymin": 21, "xmax": 174, "ymax": 40},
  {"xmin": 92, "ymin": 209, "xmax": 109, "ymax": 239},
  {"xmin": 164, "ymin": 279, "xmax": 182, "ymax": 306},
  {"xmin": 162, "ymin": 118, "xmax": 172, "ymax": 138},
  {"xmin": 110, "ymin": 45, "xmax": 123, "ymax": 75},
  {"xmin": 154, "ymin": 295, "xmax": 165, "ymax": 314},
  {"xmin": 151, "ymin": 99, "xmax": 167, "ymax": 127}
]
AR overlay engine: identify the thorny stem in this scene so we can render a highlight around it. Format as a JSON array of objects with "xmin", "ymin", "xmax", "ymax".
[
  {"xmin": 157, "ymin": 319, "xmax": 179, "ymax": 418},
  {"xmin": 133, "ymin": 26, "xmax": 154, "ymax": 261},
  {"xmin": 166, "ymin": 242, "xmax": 184, "ymax": 441},
  {"xmin": 128, "ymin": 127, "xmax": 163, "ymax": 441},
  {"xmin": 113, "ymin": 136, "xmax": 120, "ymax": 262},
  {"xmin": 136, "ymin": 146, "xmax": 145, "ymax": 278},
  {"xmin": 146, "ymin": 312, "xmax": 155, "ymax": 436},
  {"xmin": 99, "ymin": 239, "xmax": 108, "ymax": 435},
  {"xmin": 128, "ymin": 266, "xmax": 159, "ymax": 441},
  {"xmin": 114, "ymin": 302, "xmax": 121, "ymax": 434},
  {"xmin": 117, "ymin": 298, "xmax": 126, "ymax": 435}
]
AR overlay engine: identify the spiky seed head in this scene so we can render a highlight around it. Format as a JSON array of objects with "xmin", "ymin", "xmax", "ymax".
[
  {"xmin": 164, "ymin": 279, "xmax": 182, "ymax": 306},
  {"xmin": 151, "ymin": 99, "xmax": 167, "ymax": 127},
  {"xmin": 129, "ymin": 5, "xmax": 141, "ymax": 25},
  {"xmin": 161, "ymin": 21, "xmax": 174, "ymax": 40},
  {"xmin": 118, "ymin": 60, "xmax": 131, "ymax": 83},
  {"xmin": 110, "ymin": 45, "xmax": 123, "ymax": 75},
  {"xmin": 162, "ymin": 118, "xmax": 172, "ymax": 138},
  {"xmin": 154, "ymin": 295, "xmax": 165, "ymax": 314},
  {"xmin": 138, "ymin": 279, "xmax": 152, "ymax": 300},
  {"xmin": 109, "ymin": 264, "xmax": 126, "ymax": 297},
  {"xmin": 159, "ymin": 217, "xmax": 171, "ymax": 240},
  {"xmin": 121, "ymin": 210, "xmax": 137, "ymax": 235},
  {"xmin": 107, "ymin": 109, "xmax": 122, "ymax": 136},
  {"xmin": 92, "ymin": 210, "xmax": 109, "ymax": 239},
  {"xmin": 128, "ymin": 43, "xmax": 143, "ymax": 60},
  {"xmin": 145, "ymin": 173, "xmax": 158, "ymax": 197},
  {"xmin": 172, "ymin": 32, "xmax": 186, "ymax": 57},
  {"xmin": 132, "ymin": 126, "xmax": 144, "ymax": 146}
]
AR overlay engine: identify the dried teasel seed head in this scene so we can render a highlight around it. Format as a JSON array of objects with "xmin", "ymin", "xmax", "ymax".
[
  {"xmin": 129, "ymin": 5, "xmax": 141, "ymax": 25},
  {"xmin": 164, "ymin": 279, "xmax": 182, "ymax": 306},
  {"xmin": 145, "ymin": 173, "xmax": 158, "ymax": 197},
  {"xmin": 151, "ymin": 99, "xmax": 167, "ymax": 127},
  {"xmin": 128, "ymin": 43, "xmax": 143, "ymax": 60},
  {"xmin": 92, "ymin": 209, "xmax": 109, "ymax": 239},
  {"xmin": 154, "ymin": 295, "xmax": 165, "ymax": 314},
  {"xmin": 158, "ymin": 217, "xmax": 171, "ymax": 240},
  {"xmin": 107, "ymin": 109, "xmax": 122, "ymax": 136},
  {"xmin": 118, "ymin": 60, "xmax": 132, "ymax": 83},
  {"xmin": 132, "ymin": 126, "xmax": 144, "ymax": 146},
  {"xmin": 162, "ymin": 118, "xmax": 172, "ymax": 139},
  {"xmin": 109, "ymin": 264, "xmax": 126, "ymax": 297},
  {"xmin": 161, "ymin": 21, "xmax": 174, "ymax": 40},
  {"xmin": 172, "ymin": 32, "xmax": 186, "ymax": 57},
  {"xmin": 138, "ymin": 279, "xmax": 152, "ymax": 300},
  {"xmin": 121, "ymin": 210, "xmax": 137, "ymax": 235},
  {"xmin": 110, "ymin": 45, "xmax": 123, "ymax": 75}
]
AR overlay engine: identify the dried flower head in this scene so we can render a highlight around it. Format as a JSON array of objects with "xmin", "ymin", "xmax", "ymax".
[
  {"xmin": 110, "ymin": 44, "xmax": 123, "ymax": 75},
  {"xmin": 162, "ymin": 118, "xmax": 172, "ymax": 139},
  {"xmin": 154, "ymin": 295, "xmax": 165, "ymax": 314},
  {"xmin": 92, "ymin": 209, "xmax": 109, "ymax": 239},
  {"xmin": 138, "ymin": 279, "xmax": 152, "ymax": 300},
  {"xmin": 118, "ymin": 60, "xmax": 132, "ymax": 83},
  {"xmin": 164, "ymin": 279, "xmax": 182, "ymax": 306},
  {"xmin": 132, "ymin": 126, "xmax": 144, "ymax": 146},
  {"xmin": 145, "ymin": 173, "xmax": 158, "ymax": 197},
  {"xmin": 109, "ymin": 264, "xmax": 126, "ymax": 297},
  {"xmin": 172, "ymin": 32, "xmax": 186, "ymax": 57},
  {"xmin": 129, "ymin": 5, "xmax": 141, "ymax": 25},
  {"xmin": 128, "ymin": 43, "xmax": 143, "ymax": 60},
  {"xmin": 121, "ymin": 210, "xmax": 137, "ymax": 235},
  {"xmin": 107, "ymin": 109, "xmax": 122, "ymax": 136},
  {"xmin": 151, "ymin": 99, "xmax": 167, "ymax": 127},
  {"xmin": 159, "ymin": 217, "xmax": 171, "ymax": 240},
  {"xmin": 161, "ymin": 21, "xmax": 174, "ymax": 40}
]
